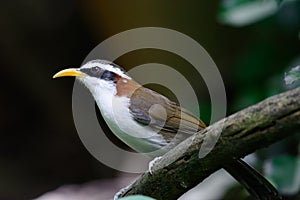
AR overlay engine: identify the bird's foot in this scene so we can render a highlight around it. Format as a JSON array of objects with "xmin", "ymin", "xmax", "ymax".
[
  {"xmin": 113, "ymin": 184, "xmax": 131, "ymax": 200},
  {"xmin": 148, "ymin": 156, "xmax": 162, "ymax": 174}
]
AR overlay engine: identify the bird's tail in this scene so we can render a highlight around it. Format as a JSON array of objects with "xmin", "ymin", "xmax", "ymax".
[{"xmin": 224, "ymin": 159, "xmax": 282, "ymax": 200}]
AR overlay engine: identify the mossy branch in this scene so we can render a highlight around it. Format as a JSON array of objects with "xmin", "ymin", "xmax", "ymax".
[{"xmin": 119, "ymin": 87, "xmax": 300, "ymax": 200}]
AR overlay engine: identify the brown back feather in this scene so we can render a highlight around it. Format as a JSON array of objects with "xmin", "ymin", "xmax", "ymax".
[{"xmin": 128, "ymin": 86, "xmax": 206, "ymax": 144}]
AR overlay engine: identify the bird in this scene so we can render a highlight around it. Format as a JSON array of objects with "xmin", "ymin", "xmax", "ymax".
[{"xmin": 53, "ymin": 60, "xmax": 281, "ymax": 200}]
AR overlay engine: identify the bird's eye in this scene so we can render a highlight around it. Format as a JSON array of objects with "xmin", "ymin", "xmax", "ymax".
[
  {"xmin": 101, "ymin": 70, "xmax": 117, "ymax": 82},
  {"xmin": 91, "ymin": 66, "xmax": 101, "ymax": 74}
]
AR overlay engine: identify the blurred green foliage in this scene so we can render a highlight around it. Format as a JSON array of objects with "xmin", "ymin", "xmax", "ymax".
[
  {"xmin": 218, "ymin": 0, "xmax": 278, "ymax": 27},
  {"xmin": 266, "ymin": 154, "xmax": 300, "ymax": 194},
  {"xmin": 221, "ymin": 0, "xmax": 300, "ymax": 113},
  {"xmin": 119, "ymin": 195, "xmax": 156, "ymax": 200},
  {"xmin": 219, "ymin": 0, "xmax": 300, "ymax": 197},
  {"xmin": 285, "ymin": 66, "xmax": 300, "ymax": 86}
]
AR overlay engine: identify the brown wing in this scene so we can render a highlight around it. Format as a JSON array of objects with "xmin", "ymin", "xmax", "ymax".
[{"xmin": 129, "ymin": 86, "xmax": 206, "ymax": 144}]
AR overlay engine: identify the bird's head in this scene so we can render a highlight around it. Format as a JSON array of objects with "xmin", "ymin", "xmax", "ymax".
[{"xmin": 53, "ymin": 60, "xmax": 135, "ymax": 96}]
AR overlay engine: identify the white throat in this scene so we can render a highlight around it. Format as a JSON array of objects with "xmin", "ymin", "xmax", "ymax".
[{"xmin": 77, "ymin": 74, "xmax": 168, "ymax": 156}]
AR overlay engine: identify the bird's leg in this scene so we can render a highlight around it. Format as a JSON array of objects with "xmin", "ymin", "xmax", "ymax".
[{"xmin": 114, "ymin": 156, "xmax": 162, "ymax": 199}]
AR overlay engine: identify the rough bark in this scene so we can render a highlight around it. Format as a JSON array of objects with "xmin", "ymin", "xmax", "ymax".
[{"xmin": 119, "ymin": 87, "xmax": 300, "ymax": 200}]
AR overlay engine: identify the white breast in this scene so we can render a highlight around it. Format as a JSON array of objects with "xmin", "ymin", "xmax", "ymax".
[{"xmin": 92, "ymin": 87, "xmax": 168, "ymax": 156}]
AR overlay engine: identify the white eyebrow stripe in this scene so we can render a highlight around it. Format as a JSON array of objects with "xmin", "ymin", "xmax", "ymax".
[
  {"xmin": 81, "ymin": 60, "xmax": 132, "ymax": 79},
  {"xmin": 103, "ymin": 65, "xmax": 131, "ymax": 80}
]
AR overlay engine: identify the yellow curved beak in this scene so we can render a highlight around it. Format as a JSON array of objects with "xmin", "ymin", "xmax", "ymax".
[{"xmin": 53, "ymin": 68, "xmax": 84, "ymax": 79}]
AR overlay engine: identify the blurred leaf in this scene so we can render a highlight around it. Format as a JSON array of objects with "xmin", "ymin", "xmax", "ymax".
[
  {"xmin": 265, "ymin": 154, "xmax": 300, "ymax": 195},
  {"xmin": 276, "ymin": 0, "xmax": 283, "ymax": 5},
  {"xmin": 284, "ymin": 65, "xmax": 300, "ymax": 85},
  {"xmin": 218, "ymin": 0, "xmax": 279, "ymax": 26},
  {"xmin": 119, "ymin": 195, "xmax": 156, "ymax": 200}
]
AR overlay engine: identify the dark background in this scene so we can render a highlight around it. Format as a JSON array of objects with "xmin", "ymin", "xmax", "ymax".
[{"xmin": 1, "ymin": 1, "xmax": 299, "ymax": 199}]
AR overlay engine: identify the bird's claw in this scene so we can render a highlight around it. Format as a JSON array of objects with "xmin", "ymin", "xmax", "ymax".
[
  {"xmin": 148, "ymin": 156, "xmax": 162, "ymax": 174},
  {"xmin": 113, "ymin": 184, "xmax": 131, "ymax": 200}
]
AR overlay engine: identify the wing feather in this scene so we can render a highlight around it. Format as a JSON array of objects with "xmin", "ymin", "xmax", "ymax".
[{"xmin": 129, "ymin": 87, "xmax": 206, "ymax": 144}]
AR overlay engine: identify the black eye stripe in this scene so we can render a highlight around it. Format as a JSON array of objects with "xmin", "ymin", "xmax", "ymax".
[
  {"xmin": 80, "ymin": 67, "xmax": 117, "ymax": 82},
  {"xmin": 101, "ymin": 70, "xmax": 117, "ymax": 82},
  {"xmin": 80, "ymin": 67, "xmax": 102, "ymax": 77}
]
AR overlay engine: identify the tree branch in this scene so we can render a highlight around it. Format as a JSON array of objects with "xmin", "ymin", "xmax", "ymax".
[{"xmin": 119, "ymin": 87, "xmax": 300, "ymax": 200}]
